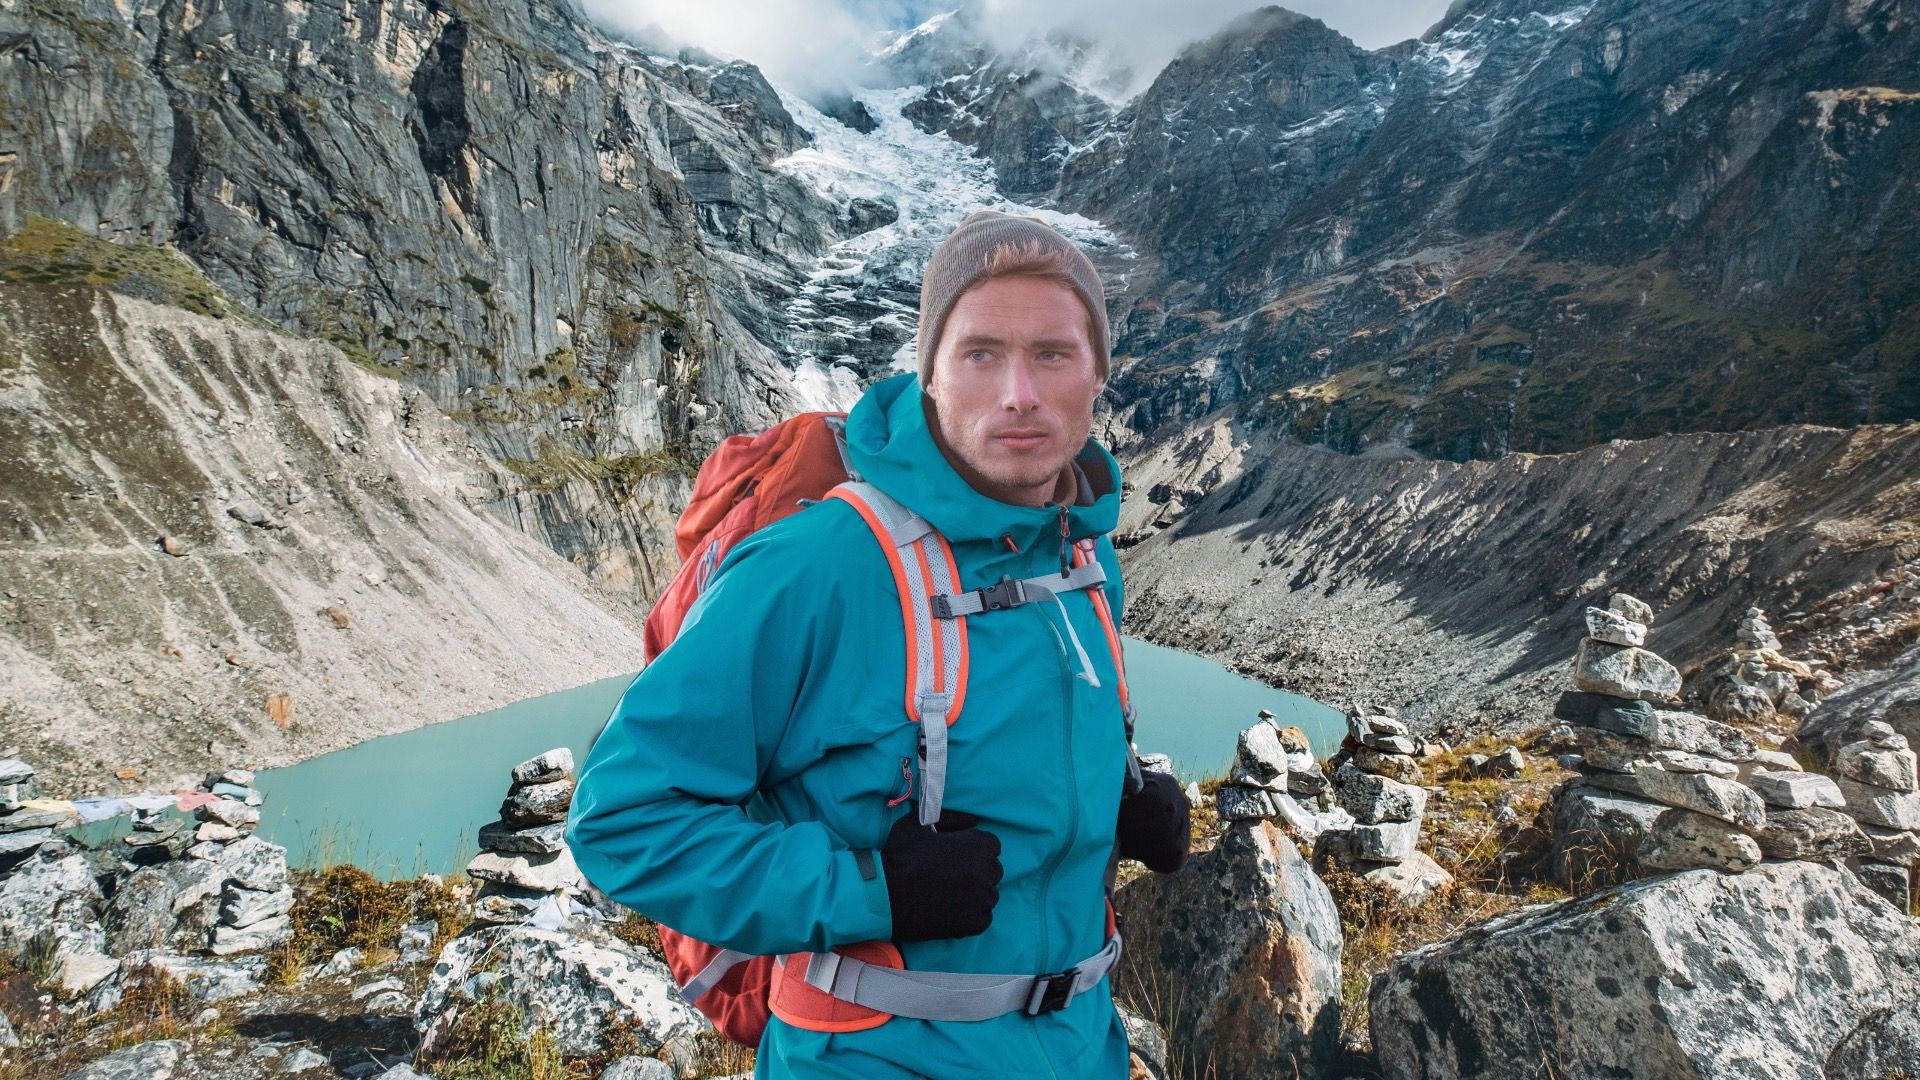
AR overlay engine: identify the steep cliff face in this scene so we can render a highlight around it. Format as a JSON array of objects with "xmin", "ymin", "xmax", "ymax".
[
  {"xmin": 0, "ymin": 0, "xmax": 858, "ymax": 596},
  {"xmin": 1106, "ymin": 409, "xmax": 1920, "ymax": 736},
  {"xmin": 0, "ymin": 276, "xmax": 653, "ymax": 793},
  {"xmin": 885, "ymin": 0, "xmax": 1919, "ymax": 461}
]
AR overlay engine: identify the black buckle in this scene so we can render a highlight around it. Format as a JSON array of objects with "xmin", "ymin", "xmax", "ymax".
[
  {"xmin": 1026, "ymin": 967, "xmax": 1079, "ymax": 1015},
  {"xmin": 979, "ymin": 577, "xmax": 1025, "ymax": 612}
]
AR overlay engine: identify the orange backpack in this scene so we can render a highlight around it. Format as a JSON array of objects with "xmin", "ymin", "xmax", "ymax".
[{"xmin": 636, "ymin": 412, "xmax": 1137, "ymax": 1046}]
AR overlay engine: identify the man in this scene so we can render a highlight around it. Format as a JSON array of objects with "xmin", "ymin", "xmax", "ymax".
[{"xmin": 569, "ymin": 210, "xmax": 1190, "ymax": 1078}]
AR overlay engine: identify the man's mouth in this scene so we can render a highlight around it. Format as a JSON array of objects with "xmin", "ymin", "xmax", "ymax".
[{"xmin": 993, "ymin": 430, "xmax": 1049, "ymax": 449}]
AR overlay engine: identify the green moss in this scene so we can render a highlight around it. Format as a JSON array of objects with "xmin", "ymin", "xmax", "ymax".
[{"xmin": 0, "ymin": 215, "xmax": 247, "ymax": 321}]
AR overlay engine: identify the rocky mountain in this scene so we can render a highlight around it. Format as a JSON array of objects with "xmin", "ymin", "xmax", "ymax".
[{"xmin": 899, "ymin": 0, "xmax": 1920, "ymax": 460}]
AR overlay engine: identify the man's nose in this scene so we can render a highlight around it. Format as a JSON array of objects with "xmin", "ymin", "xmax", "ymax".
[{"xmin": 1001, "ymin": 356, "xmax": 1040, "ymax": 412}]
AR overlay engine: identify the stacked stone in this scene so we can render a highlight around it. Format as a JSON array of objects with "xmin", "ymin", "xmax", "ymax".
[
  {"xmin": 0, "ymin": 758, "xmax": 58, "ymax": 869},
  {"xmin": 1214, "ymin": 716, "xmax": 1348, "ymax": 842},
  {"xmin": 1319, "ymin": 704, "xmax": 1453, "ymax": 903},
  {"xmin": 467, "ymin": 748, "xmax": 586, "ymax": 925},
  {"xmin": 187, "ymin": 769, "xmax": 265, "ymax": 858},
  {"xmin": 1698, "ymin": 607, "xmax": 1838, "ymax": 725},
  {"xmin": 1831, "ymin": 721, "xmax": 1920, "ymax": 904},
  {"xmin": 1550, "ymin": 594, "xmax": 1915, "ymax": 904}
]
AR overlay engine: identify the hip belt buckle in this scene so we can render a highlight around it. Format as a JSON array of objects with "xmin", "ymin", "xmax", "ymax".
[{"xmin": 1025, "ymin": 966, "xmax": 1081, "ymax": 1015}]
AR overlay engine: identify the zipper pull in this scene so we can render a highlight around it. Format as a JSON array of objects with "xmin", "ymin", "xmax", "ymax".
[{"xmin": 1058, "ymin": 506, "xmax": 1070, "ymax": 577}]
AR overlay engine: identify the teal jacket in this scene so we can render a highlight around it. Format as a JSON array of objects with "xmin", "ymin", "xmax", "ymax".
[{"xmin": 568, "ymin": 372, "xmax": 1132, "ymax": 1078}]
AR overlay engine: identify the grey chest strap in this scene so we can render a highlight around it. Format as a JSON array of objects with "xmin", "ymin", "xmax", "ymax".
[{"xmin": 787, "ymin": 932, "xmax": 1122, "ymax": 1022}]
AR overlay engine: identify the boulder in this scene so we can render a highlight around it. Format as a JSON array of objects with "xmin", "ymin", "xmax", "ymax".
[
  {"xmin": 416, "ymin": 923, "xmax": 705, "ymax": 1058},
  {"xmin": 1235, "ymin": 724, "xmax": 1289, "ymax": 786},
  {"xmin": 1358, "ymin": 850, "xmax": 1453, "ymax": 909},
  {"xmin": 1368, "ymin": 861, "xmax": 1920, "ymax": 1080},
  {"xmin": 214, "ymin": 837, "xmax": 288, "ymax": 892},
  {"xmin": 1791, "ymin": 643, "xmax": 1920, "ymax": 764},
  {"xmin": 1837, "ymin": 775, "xmax": 1920, "ymax": 829},
  {"xmin": 1, "ymin": 850, "xmax": 104, "ymax": 960},
  {"xmin": 477, "ymin": 820, "xmax": 570, "ymax": 855},
  {"xmin": 1553, "ymin": 691, "xmax": 1657, "ymax": 738},
  {"xmin": 104, "ymin": 858, "xmax": 228, "ymax": 954},
  {"xmin": 1649, "ymin": 749, "xmax": 1736, "ymax": 778},
  {"xmin": 1747, "ymin": 770, "xmax": 1845, "ymax": 810},
  {"xmin": 1548, "ymin": 782, "xmax": 1666, "ymax": 888},
  {"xmin": 500, "ymin": 780, "xmax": 574, "ymax": 826},
  {"xmin": 1609, "ymin": 593, "xmax": 1655, "ymax": 624},
  {"xmin": 1637, "ymin": 809, "xmax": 1761, "ymax": 872},
  {"xmin": 511, "ymin": 748, "xmax": 575, "ymax": 786},
  {"xmin": 1863, "ymin": 824, "xmax": 1920, "ymax": 864},
  {"xmin": 221, "ymin": 883, "xmax": 294, "ymax": 929},
  {"xmin": 1572, "ymin": 727, "xmax": 1657, "ymax": 773},
  {"xmin": 1834, "ymin": 740, "xmax": 1918, "ymax": 791},
  {"xmin": 1584, "ymin": 606, "xmax": 1647, "ymax": 647},
  {"xmin": 1352, "ymin": 748, "xmax": 1422, "ymax": 783},
  {"xmin": 465, "ymin": 848, "xmax": 584, "ymax": 893},
  {"xmin": 61, "ymin": 1039, "xmax": 189, "ymax": 1080},
  {"xmin": 1631, "ymin": 764, "xmax": 1767, "ymax": 830},
  {"xmin": 600, "ymin": 1057, "xmax": 676, "ymax": 1080},
  {"xmin": 1755, "ymin": 807, "xmax": 1870, "ymax": 861},
  {"xmin": 1573, "ymin": 639, "xmax": 1682, "ymax": 700},
  {"xmin": 209, "ymin": 913, "xmax": 290, "ymax": 955},
  {"xmin": 1850, "ymin": 860, "xmax": 1912, "ymax": 910},
  {"xmin": 1349, "ymin": 821, "xmax": 1420, "ymax": 865},
  {"xmin": 1708, "ymin": 681, "xmax": 1777, "ymax": 725},
  {"xmin": 1114, "ymin": 821, "xmax": 1341, "ymax": 1080},
  {"xmin": 1215, "ymin": 786, "xmax": 1275, "ymax": 821},
  {"xmin": 1360, "ymin": 734, "xmax": 1419, "ymax": 756},
  {"xmin": 1648, "ymin": 710, "xmax": 1757, "ymax": 762},
  {"xmin": 1481, "ymin": 746, "xmax": 1524, "ymax": 778},
  {"xmin": 119, "ymin": 952, "xmax": 266, "ymax": 1002},
  {"xmin": 1332, "ymin": 766, "xmax": 1427, "ymax": 824}
]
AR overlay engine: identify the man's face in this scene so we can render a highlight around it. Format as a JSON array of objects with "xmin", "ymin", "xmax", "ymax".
[{"xmin": 923, "ymin": 273, "xmax": 1103, "ymax": 508}]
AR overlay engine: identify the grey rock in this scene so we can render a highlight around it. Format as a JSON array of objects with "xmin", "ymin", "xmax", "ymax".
[
  {"xmin": 223, "ymin": 883, "xmax": 295, "ymax": 929},
  {"xmin": 472, "ymin": 883, "xmax": 552, "ymax": 925},
  {"xmin": 1835, "ymin": 740, "xmax": 1919, "ymax": 792},
  {"xmin": 318, "ymin": 947, "xmax": 366, "ymax": 977},
  {"xmin": 397, "ymin": 920, "xmax": 438, "ymax": 964},
  {"xmin": 1632, "ymin": 764, "xmax": 1768, "ymax": 830},
  {"xmin": 376, "ymin": 1066, "xmax": 433, "ymax": 1080},
  {"xmin": 511, "ymin": 748, "xmax": 575, "ymax": 786},
  {"xmin": 1863, "ymin": 824, "xmax": 1920, "ymax": 864},
  {"xmin": 1638, "ymin": 809, "xmax": 1761, "ymax": 873},
  {"xmin": 1549, "ymin": 782, "xmax": 1667, "ymax": 888},
  {"xmin": 1749, "ymin": 749, "xmax": 1802, "ymax": 771},
  {"xmin": 500, "ymin": 780, "xmax": 574, "ymax": 826},
  {"xmin": 1115, "ymin": 821, "xmax": 1341, "ymax": 1080},
  {"xmin": 1648, "ymin": 710, "xmax": 1758, "ymax": 762},
  {"xmin": 1365, "ymin": 716, "xmax": 1411, "ymax": 738},
  {"xmin": 1229, "ymin": 763, "xmax": 1288, "ymax": 793},
  {"xmin": 61, "ymin": 1040, "xmax": 188, "ymax": 1080},
  {"xmin": 1609, "ymin": 593, "xmax": 1655, "ymax": 625},
  {"xmin": 1, "ymin": 851, "xmax": 106, "ymax": 959},
  {"xmin": 1137, "ymin": 753, "xmax": 1176, "ymax": 776},
  {"xmin": 1349, "ymin": 820, "xmax": 1420, "ymax": 864},
  {"xmin": 1352, "ymin": 747, "xmax": 1422, "ymax": 783},
  {"xmin": 351, "ymin": 976, "xmax": 407, "ymax": 1002},
  {"xmin": 1554, "ymin": 691, "xmax": 1658, "ymax": 738},
  {"xmin": 125, "ymin": 953, "xmax": 267, "ymax": 1002},
  {"xmin": 1580, "ymin": 765, "xmax": 1656, "ymax": 799},
  {"xmin": 280, "ymin": 1046, "xmax": 330, "ymax": 1073},
  {"xmin": 477, "ymin": 820, "xmax": 569, "ymax": 855},
  {"xmin": 1482, "ymin": 746, "xmax": 1524, "ymax": 777},
  {"xmin": 1584, "ymin": 606, "xmax": 1647, "ymax": 647},
  {"xmin": 465, "ymin": 848, "xmax": 583, "ymax": 893},
  {"xmin": 210, "ymin": 913, "xmax": 291, "ymax": 955},
  {"xmin": 1358, "ymin": 850, "xmax": 1453, "ymax": 908},
  {"xmin": 1332, "ymin": 765, "xmax": 1427, "ymax": 824},
  {"xmin": 0, "ymin": 827, "xmax": 53, "ymax": 857},
  {"xmin": 198, "ymin": 799, "xmax": 261, "ymax": 828},
  {"xmin": 1573, "ymin": 727, "xmax": 1659, "ymax": 773},
  {"xmin": 1286, "ymin": 763, "xmax": 1329, "ymax": 797},
  {"xmin": 1837, "ymin": 777, "xmax": 1920, "ymax": 829},
  {"xmin": 1360, "ymin": 733, "xmax": 1419, "ymax": 755},
  {"xmin": 0, "ymin": 1008, "xmax": 14, "ymax": 1049},
  {"xmin": 1368, "ymin": 862, "xmax": 1920, "ymax": 1080},
  {"xmin": 417, "ymin": 923, "xmax": 704, "ymax": 1057},
  {"xmin": 1851, "ymin": 860, "xmax": 1912, "ymax": 910},
  {"xmin": 599, "ymin": 1057, "xmax": 676, "ymax": 1080},
  {"xmin": 1557, "ymin": 753, "xmax": 1586, "ymax": 770},
  {"xmin": 195, "ymin": 822, "xmax": 242, "ymax": 844},
  {"xmin": 1755, "ymin": 807, "xmax": 1871, "ymax": 861},
  {"xmin": 1117, "ymin": 1001, "xmax": 1172, "ymax": 1080},
  {"xmin": 215, "ymin": 837, "xmax": 289, "ymax": 892},
  {"xmin": 1235, "ymin": 723, "xmax": 1290, "ymax": 785},
  {"xmin": 1573, "ymin": 639, "xmax": 1681, "ymax": 700},
  {"xmin": 1, "ymin": 806, "xmax": 76, "ymax": 831},
  {"xmin": 0, "ymin": 759, "xmax": 33, "ymax": 784},
  {"xmin": 1747, "ymin": 770, "xmax": 1845, "ymax": 809},
  {"xmin": 1215, "ymin": 786, "xmax": 1276, "ymax": 821},
  {"xmin": 1650, "ymin": 749, "xmax": 1737, "ymax": 777},
  {"xmin": 105, "ymin": 858, "xmax": 227, "ymax": 954}
]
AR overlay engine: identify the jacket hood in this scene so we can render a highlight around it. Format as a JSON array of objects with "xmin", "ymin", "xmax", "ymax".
[{"xmin": 843, "ymin": 372, "xmax": 1122, "ymax": 552}]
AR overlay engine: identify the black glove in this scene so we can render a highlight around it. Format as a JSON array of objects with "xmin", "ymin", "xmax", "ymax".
[
  {"xmin": 1117, "ymin": 770, "xmax": 1190, "ymax": 873},
  {"xmin": 880, "ymin": 809, "xmax": 1003, "ymax": 942}
]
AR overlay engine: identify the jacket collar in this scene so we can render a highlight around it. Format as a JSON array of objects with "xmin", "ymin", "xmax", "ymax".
[{"xmin": 843, "ymin": 373, "xmax": 1122, "ymax": 553}]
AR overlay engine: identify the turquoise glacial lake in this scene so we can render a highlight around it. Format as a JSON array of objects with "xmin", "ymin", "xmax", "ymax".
[{"xmin": 254, "ymin": 637, "xmax": 1341, "ymax": 876}]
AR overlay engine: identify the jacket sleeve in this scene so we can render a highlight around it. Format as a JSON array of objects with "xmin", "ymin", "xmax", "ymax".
[{"xmin": 567, "ymin": 526, "xmax": 894, "ymax": 955}]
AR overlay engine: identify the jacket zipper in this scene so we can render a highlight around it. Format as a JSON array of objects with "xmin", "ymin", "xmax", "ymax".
[{"xmin": 1034, "ymin": 601, "xmax": 1079, "ymax": 976}]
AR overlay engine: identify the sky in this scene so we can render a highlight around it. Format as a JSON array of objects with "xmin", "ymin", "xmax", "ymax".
[{"xmin": 582, "ymin": 0, "xmax": 1456, "ymax": 99}]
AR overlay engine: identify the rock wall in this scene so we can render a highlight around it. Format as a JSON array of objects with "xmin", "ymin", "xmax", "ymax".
[{"xmin": 0, "ymin": 284, "xmax": 649, "ymax": 792}]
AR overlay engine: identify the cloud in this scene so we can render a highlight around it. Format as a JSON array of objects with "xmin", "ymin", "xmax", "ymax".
[{"xmin": 581, "ymin": 0, "xmax": 1450, "ymax": 99}]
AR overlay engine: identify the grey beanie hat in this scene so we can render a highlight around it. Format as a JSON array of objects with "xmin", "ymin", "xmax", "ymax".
[{"xmin": 916, "ymin": 210, "xmax": 1110, "ymax": 384}]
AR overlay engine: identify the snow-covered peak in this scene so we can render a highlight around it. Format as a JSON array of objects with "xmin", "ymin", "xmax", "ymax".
[{"xmin": 878, "ymin": 10, "xmax": 959, "ymax": 60}]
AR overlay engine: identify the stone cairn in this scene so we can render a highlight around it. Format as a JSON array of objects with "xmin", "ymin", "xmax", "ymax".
[
  {"xmin": 466, "ymin": 748, "xmax": 587, "ymax": 925},
  {"xmin": 1550, "ymin": 594, "xmax": 1920, "ymax": 908},
  {"xmin": 1213, "ymin": 709, "xmax": 1351, "ymax": 842},
  {"xmin": 1320, "ymin": 703, "xmax": 1454, "ymax": 903},
  {"xmin": 0, "ymin": 757, "xmax": 292, "ymax": 1006},
  {"xmin": 1695, "ymin": 607, "xmax": 1842, "ymax": 727}
]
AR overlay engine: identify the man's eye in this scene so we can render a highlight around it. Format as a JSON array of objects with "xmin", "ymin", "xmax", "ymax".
[{"xmin": 967, "ymin": 350, "xmax": 994, "ymax": 363}]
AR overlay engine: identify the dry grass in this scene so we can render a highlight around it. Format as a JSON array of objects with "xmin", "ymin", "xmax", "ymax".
[{"xmin": 267, "ymin": 865, "xmax": 464, "ymax": 983}]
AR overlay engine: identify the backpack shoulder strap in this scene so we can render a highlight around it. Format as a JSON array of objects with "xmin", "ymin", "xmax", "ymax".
[{"xmin": 827, "ymin": 481, "xmax": 967, "ymax": 827}]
